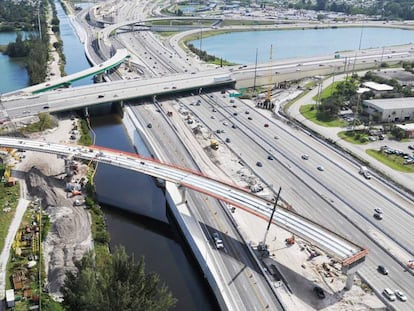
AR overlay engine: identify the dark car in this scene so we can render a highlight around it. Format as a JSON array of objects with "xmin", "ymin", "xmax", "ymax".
[
  {"xmin": 377, "ymin": 265, "xmax": 389, "ymax": 275},
  {"xmin": 374, "ymin": 213, "xmax": 383, "ymax": 220},
  {"xmin": 313, "ymin": 286, "xmax": 325, "ymax": 299},
  {"xmin": 147, "ymin": 123, "xmax": 152, "ymax": 128},
  {"xmin": 256, "ymin": 161, "xmax": 263, "ymax": 167},
  {"xmin": 98, "ymin": 95, "xmax": 104, "ymax": 98}
]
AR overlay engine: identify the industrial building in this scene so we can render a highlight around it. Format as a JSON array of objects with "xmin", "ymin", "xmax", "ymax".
[{"xmin": 362, "ymin": 97, "xmax": 414, "ymax": 122}]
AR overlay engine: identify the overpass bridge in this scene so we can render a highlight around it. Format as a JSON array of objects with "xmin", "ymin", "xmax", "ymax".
[
  {"xmin": 0, "ymin": 137, "xmax": 367, "ymax": 275},
  {"xmin": 3, "ymin": 49, "xmax": 130, "ymax": 97}
]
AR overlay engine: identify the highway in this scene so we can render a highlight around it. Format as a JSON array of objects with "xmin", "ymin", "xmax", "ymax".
[
  {"xmin": 2, "ymin": 0, "xmax": 414, "ymax": 308},
  {"xmin": 167, "ymin": 89, "xmax": 414, "ymax": 309}
]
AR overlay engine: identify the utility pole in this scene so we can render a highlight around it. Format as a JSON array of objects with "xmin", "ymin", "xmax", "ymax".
[{"xmin": 253, "ymin": 48, "xmax": 258, "ymax": 93}]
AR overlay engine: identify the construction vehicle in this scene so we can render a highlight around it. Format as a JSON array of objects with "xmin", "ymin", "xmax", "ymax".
[
  {"xmin": 359, "ymin": 166, "xmax": 371, "ymax": 180},
  {"xmin": 210, "ymin": 140, "xmax": 219, "ymax": 150},
  {"xmin": 285, "ymin": 235, "xmax": 295, "ymax": 245}
]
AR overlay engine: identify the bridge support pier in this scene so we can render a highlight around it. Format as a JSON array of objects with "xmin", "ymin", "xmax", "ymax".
[
  {"xmin": 94, "ymin": 73, "xmax": 104, "ymax": 83},
  {"xmin": 345, "ymin": 272, "xmax": 355, "ymax": 290},
  {"xmin": 64, "ymin": 158, "xmax": 71, "ymax": 176}
]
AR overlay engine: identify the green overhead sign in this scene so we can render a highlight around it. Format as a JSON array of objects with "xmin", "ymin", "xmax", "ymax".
[{"xmin": 229, "ymin": 93, "xmax": 242, "ymax": 97}]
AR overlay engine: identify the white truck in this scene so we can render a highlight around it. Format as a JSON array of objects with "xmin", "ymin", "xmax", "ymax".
[{"xmin": 359, "ymin": 166, "xmax": 371, "ymax": 179}]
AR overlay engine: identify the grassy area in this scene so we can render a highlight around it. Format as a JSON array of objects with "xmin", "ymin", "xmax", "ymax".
[
  {"xmin": 78, "ymin": 119, "xmax": 92, "ymax": 146},
  {"xmin": 312, "ymin": 80, "xmax": 341, "ymax": 101},
  {"xmin": 300, "ymin": 104, "xmax": 347, "ymax": 127},
  {"xmin": 20, "ymin": 113, "xmax": 57, "ymax": 134},
  {"xmin": 147, "ymin": 19, "xmax": 213, "ymax": 26},
  {"xmin": 221, "ymin": 19, "xmax": 275, "ymax": 26},
  {"xmin": 366, "ymin": 149, "xmax": 414, "ymax": 173},
  {"xmin": 337, "ymin": 130, "xmax": 370, "ymax": 144},
  {"xmin": 0, "ymin": 180, "xmax": 20, "ymax": 252}
]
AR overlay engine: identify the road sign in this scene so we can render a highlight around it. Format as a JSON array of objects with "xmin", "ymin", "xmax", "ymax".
[{"xmin": 229, "ymin": 93, "xmax": 242, "ymax": 97}]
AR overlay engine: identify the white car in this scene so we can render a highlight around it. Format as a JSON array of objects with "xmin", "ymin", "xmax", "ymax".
[
  {"xmin": 383, "ymin": 288, "xmax": 396, "ymax": 301},
  {"xmin": 317, "ymin": 165, "xmax": 324, "ymax": 171},
  {"xmin": 212, "ymin": 232, "xmax": 224, "ymax": 249},
  {"xmin": 301, "ymin": 154, "xmax": 309, "ymax": 160},
  {"xmin": 395, "ymin": 290, "xmax": 407, "ymax": 302}
]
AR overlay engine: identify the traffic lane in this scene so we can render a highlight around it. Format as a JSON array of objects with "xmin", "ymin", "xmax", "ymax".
[{"xmin": 133, "ymin": 103, "xmax": 283, "ymax": 310}]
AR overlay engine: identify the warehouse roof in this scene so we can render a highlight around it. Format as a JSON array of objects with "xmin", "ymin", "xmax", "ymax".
[
  {"xmin": 363, "ymin": 81, "xmax": 394, "ymax": 91},
  {"xmin": 363, "ymin": 97, "xmax": 414, "ymax": 110}
]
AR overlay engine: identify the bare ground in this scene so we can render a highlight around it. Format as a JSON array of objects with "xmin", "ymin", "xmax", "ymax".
[{"xmin": 13, "ymin": 118, "xmax": 93, "ymax": 299}]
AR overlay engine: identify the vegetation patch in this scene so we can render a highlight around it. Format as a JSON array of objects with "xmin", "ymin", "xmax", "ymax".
[
  {"xmin": 20, "ymin": 113, "xmax": 57, "ymax": 134},
  {"xmin": 337, "ymin": 130, "xmax": 370, "ymax": 144},
  {"xmin": 366, "ymin": 149, "xmax": 414, "ymax": 173},
  {"xmin": 300, "ymin": 104, "xmax": 347, "ymax": 127},
  {"xmin": 0, "ymin": 175, "xmax": 20, "ymax": 252}
]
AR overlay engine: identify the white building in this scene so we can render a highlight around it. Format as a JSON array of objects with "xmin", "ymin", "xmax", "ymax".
[
  {"xmin": 362, "ymin": 97, "xmax": 414, "ymax": 122},
  {"xmin": 362, "ymin": 81, "xmax": 394, "ymax": 95}
]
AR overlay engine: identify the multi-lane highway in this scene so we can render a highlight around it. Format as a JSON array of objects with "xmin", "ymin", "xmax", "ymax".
[{"xmin": 163, "ymin": 90, "xmax": 414, "ymax": 309}]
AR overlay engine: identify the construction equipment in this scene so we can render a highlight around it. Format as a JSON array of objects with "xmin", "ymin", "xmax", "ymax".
[
  {"xmin": 286, "ymin": 235, "xmax": 296, "ymax": 245},
  {"xmin": 210, "ymin": 140, "xmax": 219, "ymax": 150}
]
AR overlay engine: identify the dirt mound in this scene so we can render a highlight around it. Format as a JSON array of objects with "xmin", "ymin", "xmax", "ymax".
[{"xmin": 25, "ymin": 167, "xmax": 93, "ymax": 298}]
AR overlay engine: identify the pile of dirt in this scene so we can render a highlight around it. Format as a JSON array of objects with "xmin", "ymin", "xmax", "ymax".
[{"xmin": 25, "ymin": 166, "xmax": 93, "ymax": 298}]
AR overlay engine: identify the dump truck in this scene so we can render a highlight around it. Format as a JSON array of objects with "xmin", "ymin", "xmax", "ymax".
[
  {"xmin": 359, "ymin": 166, "xmax": 371, "ymax": 179},
  {"xmin": 210, "ymin": 140, "xmax": 219, "ymax": 150}
]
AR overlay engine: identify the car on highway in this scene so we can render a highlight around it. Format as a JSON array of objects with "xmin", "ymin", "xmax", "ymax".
[
  {"xmin": 264, "ymin": 123, "xmax": 269, "ymax": 127},
  {"xmin": 374, "ymin": 213, "xmax": 383, "ymax": 220},
  {"xmin": 317, "ymin": 165, "xmax": 324, "ymax": 171},
  {"xmin": 245, "ymin": 111, "xmax": 250, "ymax": 114},
  {"xmin": 43, "ymin": 105, "xmax": 50, "ymax": 109},
  {"xmin": 383, "ymin": 288, "xmax": 396, "ymax": 301},
  {"xmin": 98, "ymin": 95, "xmax": 104, "ymax": 98},
  {"xmin": 223, "ymin": 122, "xmax": 228, "ymax": 126},
  {"xmin": 147, "ymin": 123, "xmax": 152, "ymax": 128},
  {"xmin": 301, "ymin": 154, "xmax": 309, "ymax": 160},
  {"xmin": 374, "ymin": 208, "xmax": 383, "ymax": 214},
  {"xmin": 395, "ymin": 290, "xmax": 407, "ymax": 302},
  {"xmin": 248, "ymin": 117, "xmax": 252, "ymax": 120},
  {"xmin": 233, "ymin": 112, "xmax": 238, "ymax": 116},
  {"xmin": 377, "ymin": 265, "xmax": 388, "ymax": 275},
  {"xmin": 210, "ymin": 115, "xmax": 215, "ymax": 119},
  {"xmin": 267, "ymin": 155, "xmax": 274, "ymax": 160},
  {"xmin": 212, "ymin": 232, "xmax": 224, "ymax": 249},
  {"xmin": 225, "ymin": 138, "xmax": 231, "ymax": 143},
  {"xmin": 256, "ymin": 161, "xmax": 263, "ymax": 167},
  {"xmin": 313, "ymin": 286, "xmax": 325, "ymax": 299}
]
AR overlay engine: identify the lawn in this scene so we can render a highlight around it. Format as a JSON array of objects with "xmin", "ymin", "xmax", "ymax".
[
  {"xmin": 312, "ymin": 81, "xmax": 341, "ymax": 102},
  {"xmin": 300, "ymin": 104, "xmax": 347, "ymax": 127},
  {"xmin": 0, "ymin": 182, "xmax": 20, "ymax": 252},
  {"xmin": 366, "ymin": 149, "xmax": 414, "ymax": 173},
  {"xmin": 337, "ymin": 130, "xmax": 370, "ymax": 145}
]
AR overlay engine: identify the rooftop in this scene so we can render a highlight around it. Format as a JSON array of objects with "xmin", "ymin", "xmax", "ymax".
[
  {"xmin": 362, "ymin": 81, "xmax": 394, "ymax": 91},
  {"xmin": 363, "ymin": 97, "xmax": 414, "ymax": 110}
]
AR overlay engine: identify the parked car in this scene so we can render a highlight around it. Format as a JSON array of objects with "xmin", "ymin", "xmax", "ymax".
[{"xmin": 377, "ymin": 265, "xmax": 388, "ymax": 275}]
